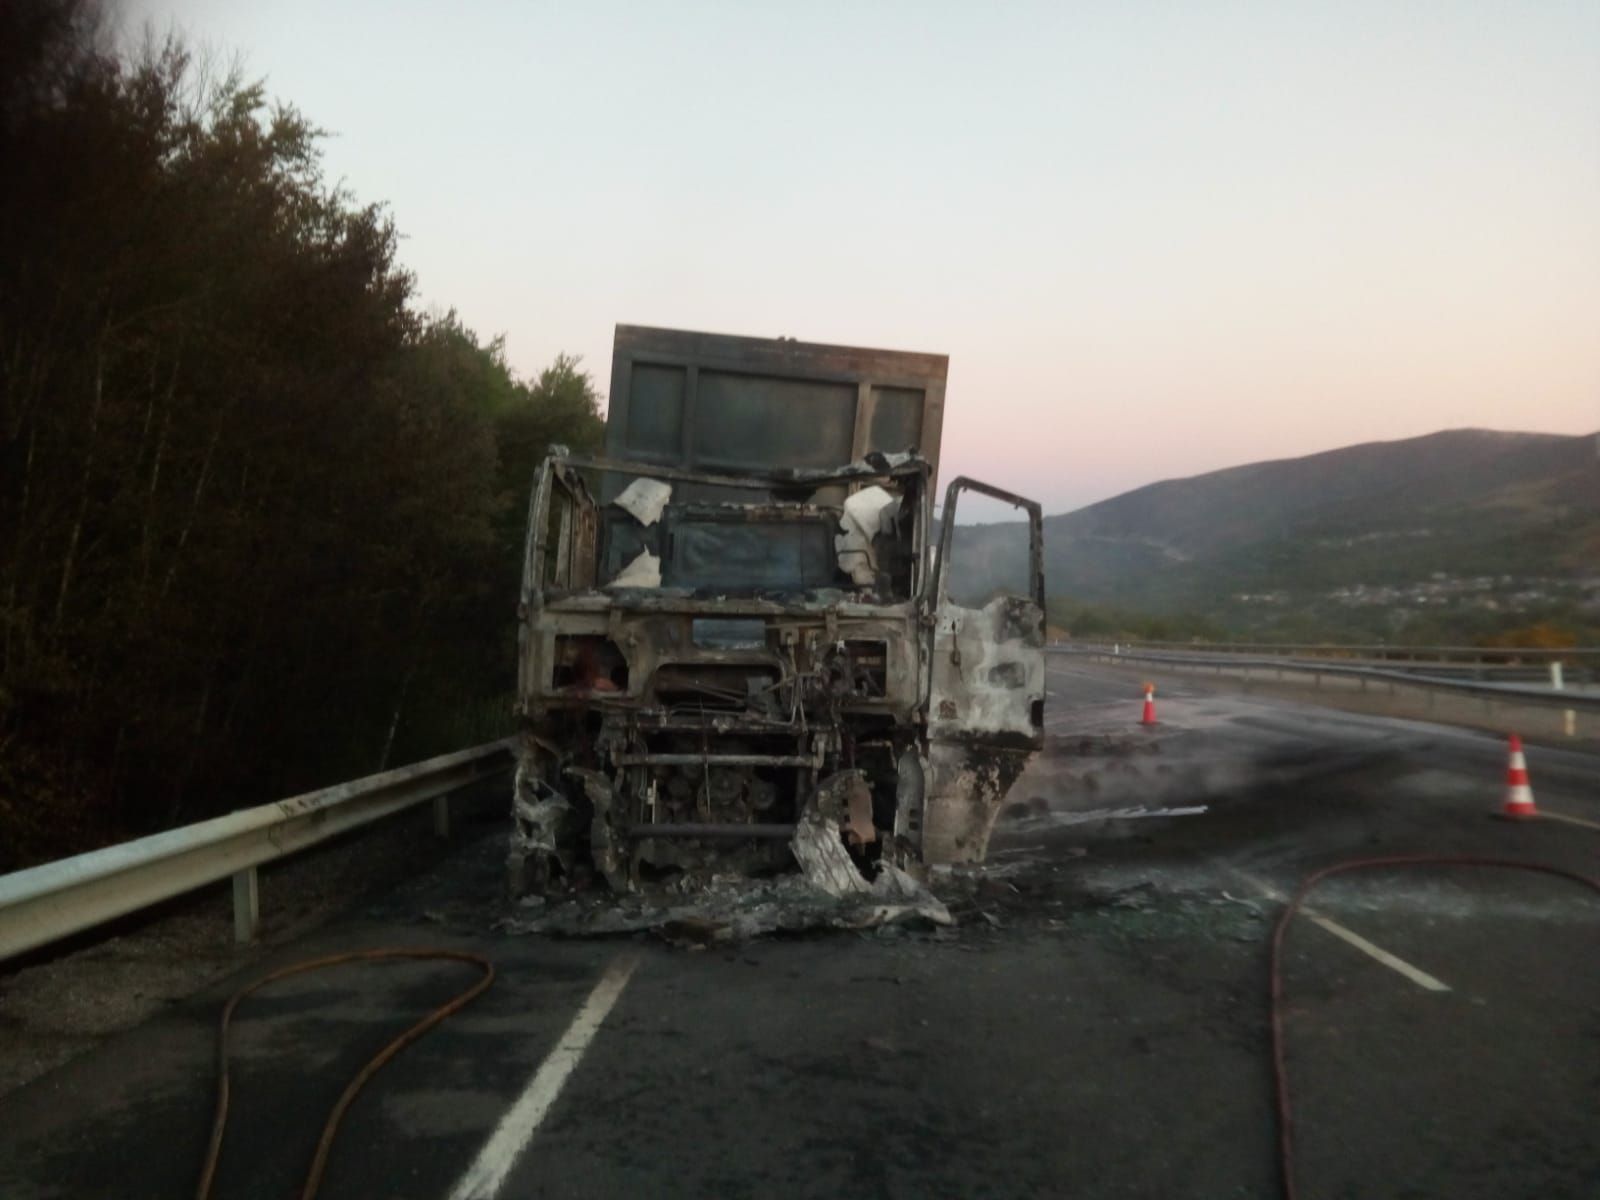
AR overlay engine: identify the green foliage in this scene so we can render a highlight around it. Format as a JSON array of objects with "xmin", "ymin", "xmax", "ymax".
[
  {"xmin": 491, "ymin": 352, "xmax": 603, "ymax": 550},
  {"xmin": 0, "ymin": 3, "xmax": 602, "ymax": 867},
  {"xmin": 1477, "ymin": 622, "xmax": 1581, "ymax": 650},
  {"xmin": 1047, "ymin": 599, "xmax": 1227, "ymax": 643},
  {"xmin": 1047, "ymin": 594, "xmax": 1600, "ymax": 649}
]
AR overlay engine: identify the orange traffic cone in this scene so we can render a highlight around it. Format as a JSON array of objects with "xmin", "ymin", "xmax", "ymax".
[
  {"xmin": 1140, "ymin": 682, "xmax": 1157, "ymax": 727},
  {"xmin": 1499, "ymin": 733, "xmax": 1537, "ymax": 819}
]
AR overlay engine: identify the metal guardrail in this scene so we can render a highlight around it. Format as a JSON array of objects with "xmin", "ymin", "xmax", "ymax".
[
  {"xmin": 1101, "ymin": 640, "xmax": 1600, "ymax": 664},
  {"xmin": 0, "ymin": 739, "xmax": 514, "ymax": 964},
  {"xmin": 1052, "ymin": 646, "xmax": 1600, "ymax": 715},
  {"xmin": 1067, "ymin": 643, "xmax": 1597, "ymax": 684}
]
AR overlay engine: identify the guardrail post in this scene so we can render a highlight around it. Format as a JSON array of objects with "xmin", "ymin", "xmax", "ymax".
[
  {"xmin": 1551, "ymin": 662, "xmax": 1577, "ymax": 737},
  {"xmin": 232, "ymin": 867, "xmax": 259, "ymax": 944},
  {"xmin": 433, "ymin": 795, "xmax": 452, "ymax": 839},
  {"xmin": 0, "ymin": 739, "xmax": 514, "ymax": 965}
]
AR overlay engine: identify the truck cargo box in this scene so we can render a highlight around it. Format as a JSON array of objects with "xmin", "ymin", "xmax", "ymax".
[{"xmin": 604, "ymin": 325, "xmax": 947, "ymax": 482}]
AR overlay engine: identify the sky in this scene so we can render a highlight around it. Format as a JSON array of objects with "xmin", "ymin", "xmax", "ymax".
[{"xmin": 122, "ymin": 0, "xmax": 1599, "ymax": 516}]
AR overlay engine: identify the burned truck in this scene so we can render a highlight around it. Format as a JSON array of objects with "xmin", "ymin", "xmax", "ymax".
[{"xmin": 510, "ymin": 325, "xmax": 1045, "ymax": 895}]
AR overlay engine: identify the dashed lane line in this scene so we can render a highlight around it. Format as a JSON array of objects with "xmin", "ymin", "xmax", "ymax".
[
  {"xmin": 447, "ymin": 952, "xmax": 641, "ymax": 1200},
  {"xmin": 1229, "ymin": 868, "xmax": 1451, "ymax": 993}
]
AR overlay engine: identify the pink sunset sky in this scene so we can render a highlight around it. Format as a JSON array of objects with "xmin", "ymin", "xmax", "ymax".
[{"xmin": 127, "ymin": 1, "xmax": 1598, "ymax": 515}]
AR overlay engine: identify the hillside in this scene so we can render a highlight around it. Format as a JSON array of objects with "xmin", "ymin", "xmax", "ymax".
[{"xmin": 949, "ymin": 429, "xmax": 1600, "ymax": 640}]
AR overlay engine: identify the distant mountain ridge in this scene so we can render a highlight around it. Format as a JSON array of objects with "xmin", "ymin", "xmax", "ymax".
[{"xmin": 950, "ymin": 428, "xmax": 1600, "ymax": 638}]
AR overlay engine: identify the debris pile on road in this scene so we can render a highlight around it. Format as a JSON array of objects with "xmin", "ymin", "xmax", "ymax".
[
  {"xmin": 503, "ymin": 812, "xmax": 952, "ymax": 944},
  {"xmin": 502, "ymin": 870, "xmax": 952, "ymax": 944}
]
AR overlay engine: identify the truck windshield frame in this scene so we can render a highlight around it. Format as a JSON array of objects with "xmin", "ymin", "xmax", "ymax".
[{"xmin": 527, "ymin": 452, "xmax": 934, "ymax": 607}]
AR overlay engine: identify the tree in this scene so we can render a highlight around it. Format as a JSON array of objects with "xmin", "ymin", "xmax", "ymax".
[{"xmin": 0, "ymin": 2, "xmax": 606, "ymax": 867}]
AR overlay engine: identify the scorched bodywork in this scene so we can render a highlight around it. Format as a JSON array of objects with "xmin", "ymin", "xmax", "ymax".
[{"xmin": 509, "ymin": 327, "xmax": 1045, "ymax": 895}]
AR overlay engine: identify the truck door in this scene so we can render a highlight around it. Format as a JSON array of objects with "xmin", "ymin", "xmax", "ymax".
[
  {"xmin": 919, "ymin": 477, "xmax": 1046, "ymax": 862},
  {"xmin": 517, "ymin": 458, "xmax": 599, "ymax": 697},
  {"xmin": 521, "ymin": 458, "xmax": 599, "ymax": 596}
]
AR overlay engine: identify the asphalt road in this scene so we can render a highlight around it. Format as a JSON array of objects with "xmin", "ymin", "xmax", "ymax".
[{"xmin": 2, "ymin": 661, "xmax": 1597, "ymax": 1199}]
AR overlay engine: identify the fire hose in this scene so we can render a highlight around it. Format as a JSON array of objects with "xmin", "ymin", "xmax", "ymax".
[
  {"xmin": 187, "ymin": 863, "xmax": 1600, "ymax": 1198},
  {"xmin": 195, "ymin": 947, "xmax": 495, "ymax": 1200}
]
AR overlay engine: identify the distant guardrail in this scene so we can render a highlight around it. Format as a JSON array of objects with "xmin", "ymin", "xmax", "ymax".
[
  {"xmin": 1057, "ymin": 641, "xmax": 1599, "ymax": 685},
  {"xmin": 0, "ymin": 740, "xmax": 514, "ymax": 964},
  {"xmin": 1085, "ymin": 640, "xmax": 1600, "ymax": 667},
  {"xmin": 1051, "ymin": 645, "xmax": 1600, "ymax": 719}
]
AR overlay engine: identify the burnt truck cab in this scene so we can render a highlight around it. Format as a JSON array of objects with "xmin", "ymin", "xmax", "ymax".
[{"xmin": 510, "ymin": 326, "xmax": 1045, "ymax": 894}]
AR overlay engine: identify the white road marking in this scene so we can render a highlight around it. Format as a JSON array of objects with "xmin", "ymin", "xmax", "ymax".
[
  {"xmin": 1541, "ymin": 810, "xmax": 1600, "ymax": 833},
  {"xmin": 1018, "ymin": 804, "xmax": 1210, "ymax": 828},
  {"xmin": 1230, "ymin": 869, "xmax": 1451, "ymax": 993},
  {"xmin": 448, "ymin": 952, "xmax": 641, "ymax": 1200}
]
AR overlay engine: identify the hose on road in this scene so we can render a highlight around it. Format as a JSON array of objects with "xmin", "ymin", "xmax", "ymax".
[
  {"xmin": 195, "ymin": 947, "xmax": 495, "ymax": 1200},
  {"xmin": 189, "ymin": 860, "xmax": 1597, "ymax": 1198},
  {"xmin": 1270, "ymin": 855, "xmax": 1600, "ymax": 1200}
]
